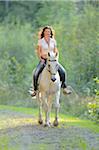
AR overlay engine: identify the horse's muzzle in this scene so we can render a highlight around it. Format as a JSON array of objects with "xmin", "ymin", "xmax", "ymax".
[{"xmin": 51, "ymin": 76, "xmax": 56, "ymax": 82}]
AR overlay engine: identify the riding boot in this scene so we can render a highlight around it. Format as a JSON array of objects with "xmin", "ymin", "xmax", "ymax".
[
  {"xmin": 58, "ymin": 64, "xmax": 71, "ymax": 94},
  {"xmin": 31, "ymin": 60, "xmax": 46, "ymax": 97}
]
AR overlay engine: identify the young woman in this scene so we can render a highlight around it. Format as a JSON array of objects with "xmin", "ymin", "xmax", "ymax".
[{"xmin": 31, "ymin": 26, "xmax": 71, "ymax": 96}]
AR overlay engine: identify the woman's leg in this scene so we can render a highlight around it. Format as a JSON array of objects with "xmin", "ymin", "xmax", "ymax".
[
  {"xmin": 32, "ymin": 60, "xmax": 46, "ymax": 96},
  {"xmin": 58, "ymin": 63, "xmax": 67, "ymax": 88},
  {"xmin": 58, "ymin": 63, "xmax": 71, "ymax": 94}
]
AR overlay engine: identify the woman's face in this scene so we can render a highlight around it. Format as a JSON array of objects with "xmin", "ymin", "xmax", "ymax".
[{"xmin": 44, "ymin": 29, "xmax": 51, "ymax": 38}]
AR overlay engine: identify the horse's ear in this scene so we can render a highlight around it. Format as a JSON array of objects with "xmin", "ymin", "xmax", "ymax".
[{"xmin": 48, "ymin": 52, "xmax": 50, "ymax": 57}]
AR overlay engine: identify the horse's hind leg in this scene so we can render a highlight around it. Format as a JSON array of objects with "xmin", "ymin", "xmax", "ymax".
[{"xmin": 53, "ymin": 91, "xmax": 60, "ymax": 126}]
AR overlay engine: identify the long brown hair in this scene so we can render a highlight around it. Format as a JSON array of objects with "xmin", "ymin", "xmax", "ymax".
[{"xmin": 38, "ymin": 26, "xmax": 55, "ymax": 39}]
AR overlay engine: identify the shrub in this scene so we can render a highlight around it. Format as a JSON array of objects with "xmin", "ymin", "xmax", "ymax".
[{"xmin": 87, "ymin": 77, "xmax": 99, "ymax": 123}]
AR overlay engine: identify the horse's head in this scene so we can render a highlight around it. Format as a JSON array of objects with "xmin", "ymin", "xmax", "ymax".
[{"xmin": 47, "ymin": 51, "xmax": 59, "ymax": 82}]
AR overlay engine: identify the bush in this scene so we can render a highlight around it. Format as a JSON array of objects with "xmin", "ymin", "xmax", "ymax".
[{"xmin": 87, "ymin": 77, "xmax": 99, "ymax": 123}]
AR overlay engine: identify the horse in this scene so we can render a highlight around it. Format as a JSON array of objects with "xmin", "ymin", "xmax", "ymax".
[{"xmin": 36, "ymin": 51, "xmax": 61, "ymax": 127}]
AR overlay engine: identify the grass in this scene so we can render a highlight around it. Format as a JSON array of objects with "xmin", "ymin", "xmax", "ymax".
[
  {"xmin": 60, "ymin": 137, "xmax": 89, "ymax": 150},
  {"xmin": 0, "ymin": 105, "xmax": 99, "ymax": 133},
  {"xmin": 0, "ymin": 105, "xmax": 38, "ymax": 115}
]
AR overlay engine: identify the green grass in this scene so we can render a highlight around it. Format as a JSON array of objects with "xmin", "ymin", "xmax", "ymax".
[
  {"xmin": 60, "ymin": 137, "xmax": 89, "ymax": 150},
  {"xmin": 0, "ymin": 105, "xmax": 99, "ymax": 133},
  {"xmin": 0, "ymin": 105, "xmax": 38, "ymax": 115}
]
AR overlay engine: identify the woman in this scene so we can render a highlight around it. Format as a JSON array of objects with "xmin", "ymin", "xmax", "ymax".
[{"xmin": 31, "ymin": 26, "xmax": 71, "ymax": 96}]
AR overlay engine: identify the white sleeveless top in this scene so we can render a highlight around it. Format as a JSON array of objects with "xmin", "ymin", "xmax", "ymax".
[{"xmin": 38, "ymin": 37, "xmax": 57, "ymax": 52}]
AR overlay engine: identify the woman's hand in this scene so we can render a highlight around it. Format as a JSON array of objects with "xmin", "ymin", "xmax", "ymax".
[
  {"xmin": 40, "ymin": 58, "xmax": 45, "ymax": 62},
  {"xmin": 41, "ymin": 53, "xmax": 47, "ymax": 59}
]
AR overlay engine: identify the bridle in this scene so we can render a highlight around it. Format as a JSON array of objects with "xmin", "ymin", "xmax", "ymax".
[{"xmin": 46, "ymin": 58, "xmax": 58, "ymax": 76}]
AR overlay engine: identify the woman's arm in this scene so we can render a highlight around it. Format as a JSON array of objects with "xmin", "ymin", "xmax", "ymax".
[
  {"xmin": 53, "ymin": 39, "xmax": 59, "ymax": 56},
  {"xmin": 54, "ymin": 47, "xmax": 59, "ymax": 59},
  {"xmin": 36, "ymin": 45, "xmax": 41, "ymax": 59},
  {"xmin": 54, "ymin": 47, "xmax": 58, "ymax": 53},
  {"xmin": 36, "ymin": 45, "xmax": 47, "ymax": 61}
]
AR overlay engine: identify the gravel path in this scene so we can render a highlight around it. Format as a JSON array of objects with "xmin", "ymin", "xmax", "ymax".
[{"xmin": 0, "ymin": 110, "xmax": 99, "ymax": 150}]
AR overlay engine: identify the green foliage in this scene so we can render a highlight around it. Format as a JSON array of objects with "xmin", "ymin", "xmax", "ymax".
[
  {"xmin": 0, "ymin": 23, "xmax": 38, "ymax": 103},
  {"xmin": 0, "ymin": 1, "xmax": 42, "ymax": 24},
  {"xmin": 87, "ymin": 77, "xmax": 99, "ymax": 123}
]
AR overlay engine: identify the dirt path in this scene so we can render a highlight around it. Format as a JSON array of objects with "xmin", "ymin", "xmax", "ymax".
[{"xmin": 0, "ymin": 110, "xmax": 99, "ymax": 150}]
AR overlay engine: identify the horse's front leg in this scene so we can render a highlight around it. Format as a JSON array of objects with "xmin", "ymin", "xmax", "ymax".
[
  {"xmin": 44, "ymin": 95, "xmax": 52, "ymax": 127},
  {"xmin": 45, "ymin": 110, "xmax": 50, "ymax": 127},
  {"xmin": 53, "ymin": 91, "xmax": 60, "ymax": 126},
  {"xmin": 38, "ymin": 101, "xmax": 43, "ymax": 124},
  {"xmin": 37, "ymin": 92, "xmax": 43, "ymax": 125}
]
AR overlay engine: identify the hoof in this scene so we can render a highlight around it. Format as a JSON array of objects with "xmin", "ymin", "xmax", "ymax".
[
  {"xmin": 44, "ymin": 123, "xmax": 51, "ymax": 127},
  {"xmin": 53, "ymin": 120, "xmax": 59, "ymax": 127},
  {"xmin": 38, "ymin": 120, "xmax": 43, "ymax": 125}
]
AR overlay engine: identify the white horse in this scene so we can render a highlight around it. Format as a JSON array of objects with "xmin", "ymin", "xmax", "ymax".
[{"xmin": 37, "ymin": 51, "xmax": 61, "ymax": 127}]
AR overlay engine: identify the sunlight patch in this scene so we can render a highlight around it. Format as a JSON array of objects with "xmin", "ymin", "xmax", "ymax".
[{"xmin": 0, "ymin": 117, "xmax": 36, "ymax": 130}]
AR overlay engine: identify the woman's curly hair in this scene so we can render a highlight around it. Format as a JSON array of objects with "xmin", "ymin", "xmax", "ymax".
[{"xmin": 38, "ymin": 26, "xmax": 55, "ymax": 39}]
